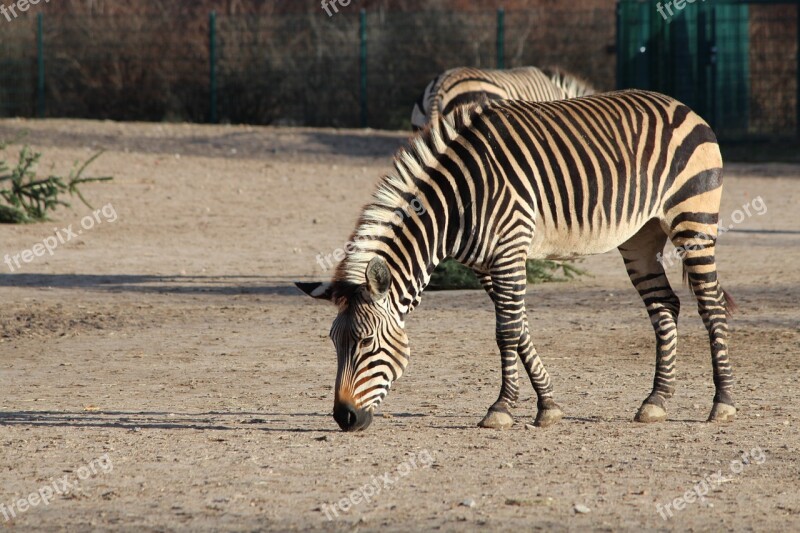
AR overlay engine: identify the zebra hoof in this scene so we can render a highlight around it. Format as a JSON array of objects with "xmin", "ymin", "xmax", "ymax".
[
  {"xmin": 478, "ymin": 408, "xmax": 514, "ymax": 429},
  {"xmin": 635, "ymin": 403, "xmax": 667, "ymax": 423},
  {"xmin": 707, "ymin": 402, "xmax": 736, "ymax": 422},
  {"xmin": 534, "ymin": 406, "xmax": 563, "ymax": 428}
]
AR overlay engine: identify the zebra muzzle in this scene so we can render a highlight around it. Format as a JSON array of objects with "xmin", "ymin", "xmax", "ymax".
[{"xmin": 333, "ymin": 401, "xmax": 373, "ymax": 432}]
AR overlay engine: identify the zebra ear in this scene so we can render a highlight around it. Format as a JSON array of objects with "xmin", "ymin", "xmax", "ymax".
[
  {"xmin": 294, "ymin": 281, "xmax": 334, "ymax": 301},
  {"xmin": 365, "ymin": 256, "xmax": 391, "ymax": 300}
]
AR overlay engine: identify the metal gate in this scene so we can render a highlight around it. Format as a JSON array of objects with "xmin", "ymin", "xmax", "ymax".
[{"xmin": 616, "ymin": 0, "xmax": 799, "ymax": 140}]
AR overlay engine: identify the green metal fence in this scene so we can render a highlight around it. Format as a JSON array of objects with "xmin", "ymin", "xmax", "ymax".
[
  {"xmin": 0, "ymin": 4, "xmax": 796, "ymax": 139},
  {"xmin": 0, "ymin": 15, "xmax": 37, "ymax": 118},
  {"xmin": 617, "ymin": 0, "xmax": 799, "ymax": 139}
]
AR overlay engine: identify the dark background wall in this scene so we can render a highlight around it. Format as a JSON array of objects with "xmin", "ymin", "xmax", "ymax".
[{"xmin": 0, "ymin": 1, "xmax": 796, "ymax": 140}]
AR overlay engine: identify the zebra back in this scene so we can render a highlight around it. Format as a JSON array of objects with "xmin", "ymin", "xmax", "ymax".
[
  {"xmin": 540, "ymin": 66, "xmax": 597, "ymax": 98},
  {"xmin": 411, "ymin": 66, "xmax": 593, "ymax": 131}
]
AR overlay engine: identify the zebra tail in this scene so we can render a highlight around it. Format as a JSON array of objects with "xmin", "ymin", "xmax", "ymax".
[
  {"xmin": 721, "ymin": 288, "xmax": 739, "ymax": 317},
  {"xmin": 682, "ymin": 261, "xmax": 739, "ymax": 317}
]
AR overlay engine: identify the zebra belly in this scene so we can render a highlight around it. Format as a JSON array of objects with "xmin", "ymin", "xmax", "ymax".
[{"xmin": 527, "ymin": 220, "xmax": 647, "ymax": 260}]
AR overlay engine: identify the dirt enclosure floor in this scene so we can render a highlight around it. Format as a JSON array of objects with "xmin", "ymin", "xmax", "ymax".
[{"xmin": 0, "ymin": 119, "xmax": 798, "ymax": 532}]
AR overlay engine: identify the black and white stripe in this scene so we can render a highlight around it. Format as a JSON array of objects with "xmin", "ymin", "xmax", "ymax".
[{"xmin": 299, "ymin": 89, "xmax": 735, "ymax": 431}]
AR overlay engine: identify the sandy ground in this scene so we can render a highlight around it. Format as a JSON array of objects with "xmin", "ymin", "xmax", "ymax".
[{"xmin": 0, "ymin": 119, "xmax": 798, "ymax": 532}]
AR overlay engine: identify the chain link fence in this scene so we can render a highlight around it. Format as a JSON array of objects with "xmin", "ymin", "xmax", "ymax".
[{"xmin": 0, "ymin": 4, "xmax": 796, "ymax": 139}]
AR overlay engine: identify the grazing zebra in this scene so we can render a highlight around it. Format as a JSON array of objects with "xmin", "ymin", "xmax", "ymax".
[
  {"xmin": 410, "ymin": 66, "xmax": 596, "ymax": 131},
  {"xmin": 297, "ymin": 90, "xmax": 735, "ymax": 432}
]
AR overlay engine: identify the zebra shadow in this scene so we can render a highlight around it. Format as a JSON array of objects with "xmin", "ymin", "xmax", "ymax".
[
  {"xmin": 0, "ymin": 410, "xmax": 338, "ymax": 433},
  {"xmin": 0, "ymin": 273, "xmax": 298, "ymax": 296}
]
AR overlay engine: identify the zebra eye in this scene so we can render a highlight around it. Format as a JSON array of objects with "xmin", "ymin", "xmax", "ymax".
[{"xmin": 360, "ymin": 337, "xmax": 374, "ymax": 348}]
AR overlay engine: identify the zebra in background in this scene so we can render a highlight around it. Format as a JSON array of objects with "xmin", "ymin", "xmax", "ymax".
[
  {"xmin": 541, "ymin": 66, "xmax": 597, "ymax": 99},
  {"xmin": 410, "ymin": 65, "xmax": 596, "ymax": 130},
  {"xmin": 297, "ymin": 90, "xmax": 735, "ymax": 432}
]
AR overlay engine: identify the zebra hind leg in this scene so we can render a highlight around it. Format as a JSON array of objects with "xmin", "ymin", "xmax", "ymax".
[
  {"xmin": 618, "ymin": 220, "xmax": 680, "ymax": 423},
  {"xmin": 671, "ymin": 228, "xmax": 736, "ymax": 422}
]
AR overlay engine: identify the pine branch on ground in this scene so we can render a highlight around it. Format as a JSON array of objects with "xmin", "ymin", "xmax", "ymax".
[
  {"xmin": 0, "ymin": 140, "xmax": 113, "ymax": 224},
  {"xmin": 428, "ymin": 257, "xmax": 588, "ymax": 290}
]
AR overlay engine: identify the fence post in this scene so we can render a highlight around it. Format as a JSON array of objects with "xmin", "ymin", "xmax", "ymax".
[
  {"xmin": 496, "ymin": 8, "xmax": 505, "ymax": 69},
  {"xmin": 36, "ymin": 12, "xmax": 44, "ymax": 118},
  {"xmin": 209, "ymin": 11, "xmax": 218, "ymax": 124},
  {"xmin": 615, "ymin": 2, "xmax": 622, "ymax": 90},
  {"xmin": 359, "ymin": 9, "xmax": 368, "ymax": 128}
]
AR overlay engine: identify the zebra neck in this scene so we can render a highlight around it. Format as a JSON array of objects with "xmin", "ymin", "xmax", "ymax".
[
  {"xmin": 391, "ymin": 245, "xmax": 444, "ymax": 316},
  {"xmin": 335, "ymin": 111, "xmax": 476, "ymax": 317},
  {"xmin": 336, "ymin": 228, "xmax": 447, "ymax": 318}
]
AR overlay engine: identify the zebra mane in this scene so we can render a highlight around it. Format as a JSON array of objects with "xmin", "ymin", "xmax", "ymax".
[
  {"xmin": 331, "ymin": 104, "xmax": 483, "ymax": 297},
  {"xmin": 542, "ymin": 66, "xmax": 596, "ymax": 98}
]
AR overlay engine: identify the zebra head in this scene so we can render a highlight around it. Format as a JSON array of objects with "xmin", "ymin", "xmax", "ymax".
[
  {"xmin": 295, "ymin": 257, "xmax": 410, "ymax": 432},
  {"xmin": 410, "ymin": 77, "xmax": 438, "ymax": 131}
]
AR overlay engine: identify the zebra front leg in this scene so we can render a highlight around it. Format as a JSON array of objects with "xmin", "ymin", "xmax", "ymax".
[
  {"xmin": 518, "ymin": 315, "xmax": 563, "ymax": 427},
  {"xmin": 477, "ymin": 263, "xmax": 526, "ymax": 429}
]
